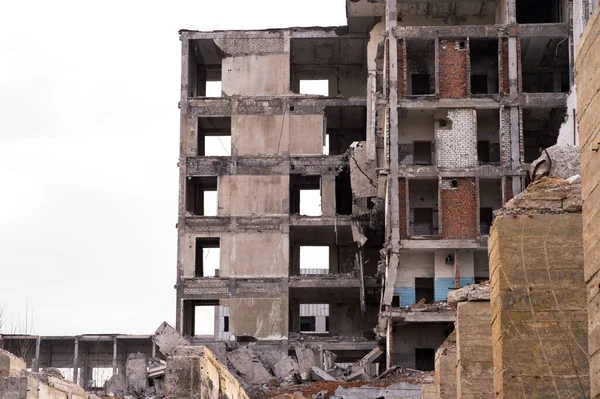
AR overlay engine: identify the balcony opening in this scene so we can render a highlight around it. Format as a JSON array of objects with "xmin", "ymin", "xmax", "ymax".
[
  {"xmin": 324, "ymin": 106, "xmax": 367, "ymax": 155},
  {"xmin": 521, "ymin": 38, "xmax": 570, "ymax": 93},
  {"xmin": 475, "ymin": 250, "xmax": 490, "ymax": 282},
  {"xmin": 300, "ymin": 304, "xmax": 329, "ymax": 333},
  {"xmin": 522, "ymin": 107, "xmax": 567, "ymax": 162},
  {"xmin": 413, "ymin": 141, "xmax": 433, "ymax": 165},
  {"xmin": 477, "ymin": 110, "xmax": 501, "ymax": 165},
  {"xmin": 517, "ymin": 0, "xmax": 564, "ymax": 23},
  {"xmin": 415, "ymin": 278, "xmax": 434, "ymax": 304},
  {"xmin": 198, "ymin": 117, "xmax": 231, "ymax": 156},
  {"xmin": 182, "ymin": 299, "xmax": 220, "ymax": 337},
  {"xmin": 470, "ymin": 39, "xmax": 499, "ymax": 95},
  {"xmin": 415, "ymin": 348, "xmax": 435, "ymax": 371},
  {"xmin": 188, "ymin": 39, "xmax": 224, "ymax": 97},
  {"xmin": 300, "ymin": 246, "xmax": 330, "ymax": 275},
  {"xmin": 479, "ymin": 179, "xmax": 502, "ymax": 234},
  {"xmin": 290, "ymin": 175, "xmax": 321, "ymax": 216},
  {"xmin": 336, "ymin": 168, "xmax": 353, "ymax": 215},
  {"xmin": 291, "ymin": 37, "xmax": 367, "ymax": 96},
  {"xmin": 409, "ymin": 179, "xmax": 438, "ymax": 237},
  {"xmin": 195, "ymin": 237, "xmax": 220, "ymax": 277},
  {"xmin": 407, "ymin": 39, "xmax": 435, "ymax": 96},
  {"xmin": 399, "ymin": 110, "xmax": 435, "ymax": 165},
  {"xmin": 186, "ymin": 176, "xmax": 218, "ymax": 216}
]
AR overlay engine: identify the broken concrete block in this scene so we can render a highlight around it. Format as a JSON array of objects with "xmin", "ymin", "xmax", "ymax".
[
  {"xmin": 346, "ymin": 368, "xmax": 369, "ymax": 381},
  {"xmin": 312, "ymin": 390, "xmax": 328, "ymax": 399},
  {"xmin": 0, "ymin": 348, "xmax": 26, "ymax": 377},
  {"xmin": 227, "ymin": 346, "xmax": 271, "ymax": 385},
  {"xmin": 105, "ymin": 373, "xmax": 126, "ymax": 396},
  {"xmin": 294, "ymin": 344, "xmax": 316, "ymax": 382},
  {"xmin": 567, "ymin": 174, "xmax": 581, "ymax": 184},
  {"xmin": 154, "ymin": 321, "xmax": 190, "ymax": 356},
  {"xmin": 273, "ymin": 356, "xmax": 299, "ymax": 381},
  {"xmin": 531, "ymin": 144, "xmax": 580, "ymax": 180},
  {"xmin": 466, "ymin": 285, "xmax": 490, "ymax": 301},
  {"xmin": 446, "ymin": 287, "xmax": 469, "ymax": 307},
  {"xmin": 310, "ymin": 366, "xmax": 336, "ymax": 381},
  {"xmin": 126, "ymin": 352, "xmax": 148, "ymax": 394},
  {"xmin": 322, "ymin": 350, "xmax": 337, "ymax": 371}
]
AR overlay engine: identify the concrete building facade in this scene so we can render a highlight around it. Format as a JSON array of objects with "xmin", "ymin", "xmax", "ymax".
[{"xmin": 174, "ymin": 0, "xmax": 580, "ymax": 370}]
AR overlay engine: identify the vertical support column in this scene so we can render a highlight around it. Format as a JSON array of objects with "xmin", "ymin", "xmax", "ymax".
[
  {"xmin": 112, "ymin": 337, "xmax": 118, "ymax": 376},
  {"xmin": 73, "ymin": 337, "xmax": 79, "ymax": 385},
  {"xmin": 321, "ymin": 175, "xmax": 336, "ymax": 217},
  {"xmin": 506, "ymin": 0, "xmax": 517, "ymax": 24},
  {"xmin": 386, "ymin": 318, "xmax": 393, "ymax": 370},
  {"xmin": 454, "ymin": 249, "xmax": 460, "ymax": 289},
  {"xmin": 33, "ymin": 336, "xmax": 41, "ymax": 372},
  {"xmin": 367, "ymin": 73, "xmax": 377, "ymax": 162},
  {"xmin": 510, "ymin": 107, "xmax": 522, "ymax": 195}
]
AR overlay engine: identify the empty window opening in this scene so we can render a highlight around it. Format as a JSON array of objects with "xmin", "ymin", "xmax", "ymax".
[
  {"xmin": 480, "ymin": 208, "xmax": 494, "ymax": 235},
  {"xmin": 182, "ymin": 299, "xmax": 220, "ymax": 337},
  {"xmin": 290, "ymin": 175, "xmax": 322, "ymax": 216},
  {"xmin": 336, "ymin": 169, "xmax": 353, "ymax": 215},
  {"xmin": 299, "ymin": 80, "xmax": 329, "ymax": 96},
  {"xmin": 407, "ymin": 39, "xmax": 435, "ymax": 96},
  {"xmin": 409, "ymin": 180, "xmax": 438, "ymax": 237},
  {"xmin": 223, "ymin": 316, "xmax": 229, "ymax": 332},
  {"xmin": 90, "ymin": 368, "xmax": 113, "ymax": 389},
  {"xmin": 186, "ymin": 176, "xmax": 218, "ymax": 216},
  {"xmin": 300, "ymin": 304, "xmax": 329, "ymax": 333},
  {"xmin": 188, "ymin": 39, "xmax": 224, "ymax": 97},
  {"xmin": 415, "ymin": 348, "xmax": 435, "ymax": 371},
  {"xmin": 291, "ymin": 38, "xmax": 367, "ymax": 96},
  {"xmin": 413, "ymin": 141, "xmax": 433, "ymax": 165},
  {"xmin": 415, "ymin": 278, "xmax": 434, "ymax": 304},
  {"xmin": 479, "ymin": 179, "xmax": 502, "ymax": 234},
  {"xmin": 474, "ymin": 250, "xmax": 490, "ymax": 282},
  {"xmin": 323, "ymin": 134, "xmax": 329, "ymax": 155},
  {"xmin": 300, "ymin": 246, "xmax": 330, "ymax": 275},
  {"xmin": 477, "ymin": 110, "xmax": 501, "ymax": 164},
  {"xmin": 521, "ymin": 38, "xmax": 569, "ymax": 93},
  {"xmin": 325, "ymin": 106, "xmax": 367, "ymax": 155},
  {"xmin": 470, "ymin": 39, "xmax": 499, "ymax": 95},
  {"xmin": 517, "ymin": 0, "xmax": 563, "ymax": 23},
  {"xmin": 522, "ymin": 107, "xmax": 566, "ymax": 162},
  {"xmin": 392, "ymin": 295, "xmax": 400, "ymax": 307},
  {"xmin": 198, "ymin": 117, "xmax": 231, "ymax": 156},
  {"xmin": 195, "ymin": 237, "xmax": 220, "ymax": 277}
]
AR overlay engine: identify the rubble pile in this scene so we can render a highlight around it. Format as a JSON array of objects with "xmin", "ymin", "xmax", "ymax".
[{"xmin": 446, "ymin": 281, "xmax": 490, "ymax": 308}]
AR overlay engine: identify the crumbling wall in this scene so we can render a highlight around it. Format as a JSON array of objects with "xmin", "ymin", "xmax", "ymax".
[
  {"xmin": 489, "ymin": 203, "xmax": 588, "ymax": 398},
  {"xmin": 576, "ymin": 8, "xmax": 600, "ymax": 398},
  {"xmin": 440, "ymin": 178, "xmax": 478, "ymax": 239},
  {"xmin": 434, "ymin": 332, "xmax": 456, "ymax": 399},
  {"xmin": 436, "ymin": 109, "xmax": 477, "ymax": 169},
  {"xmin": 229, "ymin": 298, "xmax": 288, "ymax": 340},
  {"xmin": 438, "ymin": 39, "xmax": 469, "ymax": 99}
]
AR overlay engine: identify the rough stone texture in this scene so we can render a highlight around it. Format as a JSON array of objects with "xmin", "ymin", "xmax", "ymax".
[
  {"xmin": 294, "ymin": 344, "xmax": 316, "ymax": 382},
  {"xmin": 165, "ymin": 346, "xmax": 249, "ymax": 399},
  {"xmin": 227, "ymin": 346, "xmax": 271, "ymax": 385},
  {"xmin": 350, "ymin": 141, "xmax": 378, "ymax": 198},
  {"xmin": 154, "ymin": 321, "xmax": 191, "ymax": 356},
  {"xmin": 105, "ymin": 373, "xmax": 126, "ymax": 396},
  {"xmin": 436, "ymin": 110, "xmax": 478, "ymax": 169},
  {"xmin": 530, "ymin": 145, "xmax": 580, "ymax": 180},
  {"xmin": 439, "ymin": 39, "xmax": 469, "ymax": 99},
  {"xmin": 440, "ymin": 178, "xmax": 478, "ymax": 239},
  {"xmin": 335, "ymin": 382, "xmax": 423, "ymax": 399},
  {"xmin": 0, "ymin": 349, "xmax": 26, "ymax": 377},
  {"xmin": 420, "ymin": 382, "xmax": 437, "ymax": 399},
  {"xmin": 498, "ymin": 177, "xmax": 582, "ymax": 215},
  {"xmin": 397, "ymin": 39, "xmax": 407, "ymax": 98},
  {"xmin": 456, "ymin": 301, "xmax": 494, "ymax": 399},
  {"xmin": 499, "ymin": 38, "xmax": 510, "ymax": 95},
  {"xmin": 126, "ymin": 352, "xmax": 148, "ymax": 394},
  {"xmin": 435, "ymin": 331, "xmax": 456, "ymax": 399},
  {"xmin": 273, "ymin": 356, "xmax": 299, "ymax": 381},
  {"xmin": 489, "ymin": 214, "xmax": 589, "ymax": 399},
  {"xmin": 310, "ymin": 366, "xmax": 336, "ymax": 381},
  {"xmin": 447, "ymin": 282, "xmax": 490, "ymax": 308},
  {"xmin": 576, "ymin": 9, "xmax": 600, "ymax": 398}
]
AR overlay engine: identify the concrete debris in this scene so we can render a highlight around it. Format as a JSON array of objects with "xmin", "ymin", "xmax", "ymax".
[
  {"xmin": 310, "ymin": 366, "xmax": 337, "ymax": 381},
  {"xmin": 294, "ymin": 344, "xmax": 316, "ymax": 382},
  {"xmin": 345, "ymin": 368, "xmax": 369, "ymax": 382},
  {"xmin": 41, "ymin": 367, "xmax": 64, "ymax": 379},
  {"xmin": 227, "ymin": 346, "xmax": 272, "ymax": 385},
  {"xmin": 567, "ymin": 174, "xmax": 581, "ymax": 184},
  {"xmin": 322, "ymin": 350, "xmax": 337, "ymax": 371},
  {"xmin": 273, "ymin": 356, "xmax": 300, "ymax": 381},
  {"xmin": 531, "ymin": 144, "xmax": 580, "ymax": 180},
  {"xmin": 498, "ymin": 177, "xmax": 582, "ymax": 215},
  {"xmin": 447, "ymin": 282, "xmax": 490, "ymax": 308},
  {"xmin": 312, "ymin": 390, "xmax": 328, "ymax": 399},
  {"xmin": 105, "ymin": 373, "xmax": 126, "ymax": 396},
  {"xmin": 126, "ymin": 352, "xmax": 149, "ymax": 395},
  {"xmin": 154, "ymin": 321, "xmax": 191, "ymax": 356}
]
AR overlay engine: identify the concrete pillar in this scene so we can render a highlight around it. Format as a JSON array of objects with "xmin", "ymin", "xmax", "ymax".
[
  {"xmin": 73, "ymin": 337, "xmax": 79, "ymax": 385},
  {"xmin": 321, "ymin": 175, "xmax": 336, "ymax": 217},
  {"xmin": 33, "ymin": 336, "xmax": 41, "ymax": 372},
  {"xmin": 112, "ymin": 337, "xmax": 118, "ymax": 376}
]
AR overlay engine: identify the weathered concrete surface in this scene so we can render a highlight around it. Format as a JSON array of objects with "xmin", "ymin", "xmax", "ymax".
[
  {"xmin": 272, "ymin": 356, "xmax": 299, "ymax": 381},
  {"xmin": 420, "ymin": 382, "xmax": 437, "ymax": 399},
  {"xmin": 489, "ymin": 214, "xmax": 589, "ymax": 399},
  {"xmin": 229, "ymin": 298, "xmax": 288, "ymax": 340},
  {"xmin": 530, "ymin": 145, "xmax": 580, "ymax": 180},
  {"xmin": 126, "ymin": 352, "xmax": 148, "ymax": 394},
  {"xmin": 105, "ymin": 372, "xmax": 126, "ymax": 396},
  {"xmin": 154, "ymin": 321, "xmax": 191, "ymax": 356},
  {"xmin": 349, "ymin": 141, "xmax": 377, "ymax": 198},
  {"xmin": 222, "ymin": 54, "xmax": 290, "ymax": 96},
  {"xmin": 335, "ymin": 382, "xmax": 422, "ymax": 399},
  {"xmin": 435, "ymin": 331, "xmax": 456, "ymax": 399},
  {"xmin": 226, "ymin": 346, "xmax": 271, "ymax": 385},
  {"xmin": 498, "ymin": 177, "xmax": 582, "ymax": 215},
  {"xmin": 456, "ymin": 301, "xmax": 493, "ymax": 399},
  {"xmin": 576, "ymin": 7, "xmax": 600, "ymax": 399},
  {"xmin": 0, "ymin": 349, "xmax": 26, "ymax": 377},
  {"xmin": 294, "ymin": 344, "xmax": 316, "ymax": 382},
  {"xmin": 165, "ymin": 346, "xmax": 249, "ymax": 399},
  {"xmin": 447, "ymin": 282, "xmax": 490, "ymax": 308}
]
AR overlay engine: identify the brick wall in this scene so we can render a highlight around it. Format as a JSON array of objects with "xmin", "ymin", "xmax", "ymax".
[
  {"xmin": 499, "ymin": 38, "xmax": 510, "ymax": 95},
  {"xmin": 499, "ymin": 107, "xmax": 511, "ymax": 166},
  {"xmin": 399, "ymin": 178, "xmax": 408, "ymax": 238},
  {"xmin": 436, "ymin": 109, "xmax": 478, "ymax": 169},
  {"xmin": 439, "ymin": 39, "xmax": 469, "ymax": 98},
  {"xmin": 577, "ymin": 8, "xmax": 600, "ymax": 398},
  {"xmin": 489, "ymin": 215, "xmax": 588, "ymax": 399},
  {"xmin": 398, "ymin": 39, "xmax": 407, "ymax": 98},
  {"xmin": 440, "ymin": 178, "xmax": 478, "ymax": 239},
  {"xmin": 503, "ymin": 177, "xmax": 514, "ymax": 204}
]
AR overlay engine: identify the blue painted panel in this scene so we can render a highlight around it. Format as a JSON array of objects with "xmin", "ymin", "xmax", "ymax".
[
  {"xmin": 394, "ymin": 287, "xmax": 416, "ymax": 307},
  {"xmin": 434, "ymin": 277, "xmax": 477, "ymax": 301}
]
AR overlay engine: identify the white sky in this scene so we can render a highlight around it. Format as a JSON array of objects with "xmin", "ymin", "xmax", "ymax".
[{"xmin": 0, "ymin": 0, "xmax": 346, "ymax": 336}]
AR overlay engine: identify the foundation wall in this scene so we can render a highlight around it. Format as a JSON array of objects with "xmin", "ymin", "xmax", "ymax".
[
  {"xmin": 489, "ymin": 214, "xmax": 589, "ymax": 399},
  {"xmin": 577, "ymin": 8, "xmax": 600, "ymax": 398}
]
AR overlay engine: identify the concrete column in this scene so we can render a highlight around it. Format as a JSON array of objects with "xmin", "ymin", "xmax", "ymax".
[
  {"xmin": 509, "ymin": 107, "xmax": 522, "ymax": 195},
  {"xmin": 33, "ymin": 336, "xmax": 40, "ymax": 372},
  {"xmin": 112, "ymin": 337, "xmax": 118, "ymax": 376},
  {"xmin": 386, "ymin": 318, "xmax": 393, "ymax": 370},
  {"xmin": 321, "ymin": 175, "xmax": 336, "ymax": 217},
  {"xmin": 73, "ymin": 337, "xmax": 79, "ymax": 385}
]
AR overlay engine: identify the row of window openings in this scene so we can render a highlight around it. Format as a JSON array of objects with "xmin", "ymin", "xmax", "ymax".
[
  {"xmin": 404, "ymin": 141, "xmax": 500, "ymax": 165},
  {"xmin": 196, "ymin": 240, "xmax": 329, "ymax": 278},
  {"xmin": 201, "ymin": 79, "xmax": 329, "ymax": 99},
  {"xmin": 391, "ymin": 275, "xmax": 489, "ymax": 307}
]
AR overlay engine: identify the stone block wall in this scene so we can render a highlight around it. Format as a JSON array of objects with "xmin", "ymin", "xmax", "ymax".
[
  {"xmin": 436, "ymin": 109, "xmax": 478, "ymax": 169},
  {"xmin": 435, "ymin": 331, "xmax": 457, "ymax": 399},
  {"xmin": 439, "ymin": 39, "xmax": 469, "ymax": 98},
  {"xmin": 489, "ymin": 214, "xmax": 589, "ymax": 399},
  {"xmin": 456, "ymin": 301, "xmax": 493, "ymax": 399},
  {"xmin": 440, "ymin": 178, "xmax": 478, "ymax": 239},
  {"xmin": 577, "ymin": 7, "xmax": 600, "ymax": 399}
]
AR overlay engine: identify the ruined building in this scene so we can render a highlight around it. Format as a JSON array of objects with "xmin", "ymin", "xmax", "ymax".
[{"xmin": 175, "ymin": 0, "xmax": 581, "ymax": 370}]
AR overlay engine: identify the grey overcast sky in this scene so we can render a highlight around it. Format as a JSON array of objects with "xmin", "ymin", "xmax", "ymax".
[{"xmin": 0, "ymin": 1, "xmax": 347, "ymax": 336}]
